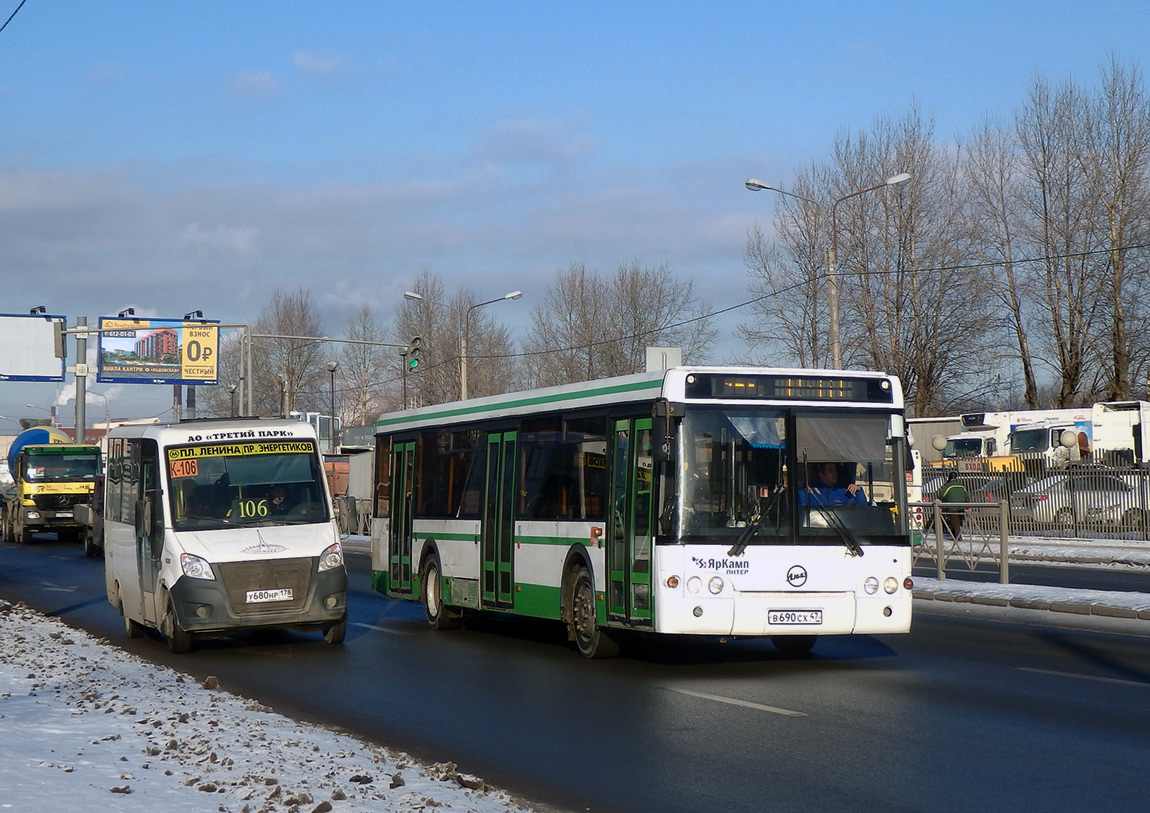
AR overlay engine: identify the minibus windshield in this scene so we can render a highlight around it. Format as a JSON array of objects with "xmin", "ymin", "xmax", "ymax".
[{"xmin": 166, "ymin": 439, "xmax": 330, "ymax": 530}]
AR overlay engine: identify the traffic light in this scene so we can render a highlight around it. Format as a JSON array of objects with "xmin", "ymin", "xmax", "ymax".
[{"xmin": 407, "ymin": 336, "xmax": 422, "ymax": 373}]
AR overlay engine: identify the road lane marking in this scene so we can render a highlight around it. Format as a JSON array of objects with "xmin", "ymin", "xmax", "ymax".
[
  {"xmin": 667, "ymin": 687, "xmax": 807, "ymax": 717},
  {"xmin": 1018, "ymin": 667, "xmax": 1150, "ymax": 688},
  {"xmin": 351, "ymin": 622, "xmax": 408, "ymax": 636}
]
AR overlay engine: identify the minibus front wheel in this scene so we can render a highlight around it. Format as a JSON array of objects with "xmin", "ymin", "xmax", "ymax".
[
  {"xmin": 161, "ymin": 592, "xmax": 194, "ymax": 654},
  {"xmin": 323, "ymin": 617, "xmax": 347, "ymax": 644}
]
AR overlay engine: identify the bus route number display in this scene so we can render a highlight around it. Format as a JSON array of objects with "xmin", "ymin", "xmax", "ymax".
[{"xmin": 170, "ymin": 459, "xmax": 199, "ymax": 479}]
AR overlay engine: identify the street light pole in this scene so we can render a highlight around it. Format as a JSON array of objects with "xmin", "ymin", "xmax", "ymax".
[
  {"xmin": 746, "ymin": 172, "xmax": 911, "ymax": 370},
  {"xmin": 404, "ymin": 289, "xmax": 522, "ymax": 401},
  {"xmin": 326, "ymin": 361, "xmax": 339, "ymax": 454},
  {"xmin": 828, "ymin": 172, "xmax": 910, "ymax": 369},
  {"xmin": 461, "ymin": 291, "xmax": 521, "ymax": 400}
]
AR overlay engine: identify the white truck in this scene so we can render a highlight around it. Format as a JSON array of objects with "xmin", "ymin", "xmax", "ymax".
[{"xmin": 1008, "ymin": 401, "xmax": 1150, "ymax": 470}]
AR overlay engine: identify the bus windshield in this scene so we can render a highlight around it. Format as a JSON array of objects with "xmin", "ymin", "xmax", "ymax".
[
  {"xmin": 675, "ymin": 407, "xmax": 906, "ymax": 546},
  {"xmin": 166, "ymin": 440, "xmax": 330, "ymax": 530}
]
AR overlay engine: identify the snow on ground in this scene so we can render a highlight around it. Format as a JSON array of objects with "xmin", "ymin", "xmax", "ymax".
[{"xmin": 0, "ymin": 599, "xmax": 535, "ymax": 813}]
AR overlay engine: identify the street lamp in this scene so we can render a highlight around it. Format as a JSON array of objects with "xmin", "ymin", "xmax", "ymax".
[
  {"xmin": 403, "ymin": 289, "xmax": 523, "ymax": 400},
  {"xmin": 326, "ymin": 361, "xmax": 339, "ymax": 454},
  {"xmin": 746, "ymin": 172, "xmax": 911, "ymax": 369},
  {"xmin": 828, "ymin": 172, "xmax": 911, "ymax": 369},
  {"xmin": 462, "ymin": 291, "xmax": 521, "ymax": 400},
  {"xmin": 25, "ymin": 403, "xmax": 56, "ymax": 426}
]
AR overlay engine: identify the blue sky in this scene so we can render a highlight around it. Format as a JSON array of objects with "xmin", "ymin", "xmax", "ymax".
[{"xmin": 1, "ymin": 0, "xmax": 1148, "ymax": 424}]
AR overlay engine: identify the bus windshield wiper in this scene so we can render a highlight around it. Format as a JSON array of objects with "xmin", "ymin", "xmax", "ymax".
[{"xmin": 812, "ymin": 502, "xmax": 865, "ymax": 558}]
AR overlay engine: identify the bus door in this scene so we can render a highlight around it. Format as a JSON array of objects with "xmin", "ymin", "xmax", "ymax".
[
  {"xmin": 131, "ymin": 439, "xmax": 163, "ymax": 625},
  {"xmin": 608, "ymin": 418, "xmax": 654, "ymax": 627},
  {"xmin": 481, "ymin": 430, "xmax": 517, "ymax": 608},
  {"xmin": 389, "ymin": 440, "xmax": 416, "ymax": 595}
]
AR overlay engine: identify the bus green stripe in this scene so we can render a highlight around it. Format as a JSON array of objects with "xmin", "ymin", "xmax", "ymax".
[{"xmin": 376, "ymin": 377, "xmax": 662, "ymax": 429}]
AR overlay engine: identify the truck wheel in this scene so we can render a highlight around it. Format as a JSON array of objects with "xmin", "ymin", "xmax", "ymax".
[
  {"xmin": 19, "ymin": 526, "xmax": 32, "ymax": 545},
  {"xmin": 83, "ymin": 530, "xmax": 99, "ymax": 558}
]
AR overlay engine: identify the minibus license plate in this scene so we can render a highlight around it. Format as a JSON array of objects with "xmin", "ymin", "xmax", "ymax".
[
  {"xmin": 769, "ymin": 610, "xmax": 822, "ymax": 625},
  {"xmin": 247, "ymin": 588, "xmax": 293, "ymax": 604}
]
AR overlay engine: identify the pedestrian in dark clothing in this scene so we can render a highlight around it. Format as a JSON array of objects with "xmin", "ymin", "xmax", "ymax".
[{"xmin": 938, "ymin": 471, "xmax": 969, "ymax": 539}]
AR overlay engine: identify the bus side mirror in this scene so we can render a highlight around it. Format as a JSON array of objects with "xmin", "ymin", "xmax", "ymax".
[{"xmin": 651, "ymin": 399, "xmax": 681, "ymax": 463}]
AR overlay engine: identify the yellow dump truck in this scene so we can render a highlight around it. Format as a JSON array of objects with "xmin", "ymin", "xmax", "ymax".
[{"xmin": 1, "ymin": 427, "xmax": 102, "ymax": 547}]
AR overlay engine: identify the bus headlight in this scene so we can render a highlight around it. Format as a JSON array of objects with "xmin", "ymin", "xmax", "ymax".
[
  {"xmin": 708, "ymin": 576, "xmax": 724, "ymax": 595},
  {"xmin": 686, "ymin": 576, "xmax": 702, "ymax": 594},
  {"xmin": 863, "ymin": 576, "xmax": 880, "ymax": 595},
  {"xmin": 884, "ymin": 577, "xmax": 899, "ymax": 594},
  {"xmin": 180, "ymin": 553, "xmax": 216, "ymax": 581},
  {"xmin": 318, "ymin": 542, "xmax": 344, "ymax": 572}
]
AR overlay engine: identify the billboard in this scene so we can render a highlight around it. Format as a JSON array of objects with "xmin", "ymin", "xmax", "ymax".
[
  {"xmin": 0, "ymin": 313, "xmax": 66, "ymax": 382},
  {"xmin": 97, "ymin": 318, "xmax": 219, "ymax": 386}
]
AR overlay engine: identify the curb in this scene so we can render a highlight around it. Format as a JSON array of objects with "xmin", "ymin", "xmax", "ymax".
[{"xmin": 913, "ymin": 589, "xmax": 1150, "ymax": 621}]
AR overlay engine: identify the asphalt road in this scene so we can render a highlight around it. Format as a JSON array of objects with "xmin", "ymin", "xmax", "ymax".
[{"xmin": 3, "ymin": 535, "xmax": 1150, "ymax": 813}]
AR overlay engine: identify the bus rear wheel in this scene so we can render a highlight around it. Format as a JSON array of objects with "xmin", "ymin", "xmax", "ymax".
[
  {"xmin": 422, "ymin": 557, "xmax": 461, "ymax": 630},
  {"xmin": 569, "ymin": 566, "xmax": 619, "ymax": 659}
]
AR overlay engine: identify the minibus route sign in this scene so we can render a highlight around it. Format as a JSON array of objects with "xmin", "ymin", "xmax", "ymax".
[
  {"xmin": 169, "ymin": 459, "xmax": 199, "ymax": 478},
  {"xmin": 167, "ymin": 441, "xmax": 314, "ymax": 461}
]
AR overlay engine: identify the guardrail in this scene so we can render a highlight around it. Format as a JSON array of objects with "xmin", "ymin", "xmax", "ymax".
[
  {"xmin": 334, "ymin": 496, "xmax": 373, "ymax": 536},
  {"xmin": 911, "ymin": 501, "xmax": 1011, "ymax": 583}
]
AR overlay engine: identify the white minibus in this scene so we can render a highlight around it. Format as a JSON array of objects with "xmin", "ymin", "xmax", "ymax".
[{"xmin": 103, "ymin": 417, "xmax": 347, "ymax": 652}]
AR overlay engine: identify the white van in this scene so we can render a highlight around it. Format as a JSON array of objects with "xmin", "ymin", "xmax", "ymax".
[{"xmin": 103, "ymin": 418, "xmax": 347, "ymax": 652}]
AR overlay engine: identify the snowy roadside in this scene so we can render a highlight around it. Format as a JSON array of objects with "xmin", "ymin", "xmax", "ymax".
[{"xmin": 0, "ymin": 599, "xmax": 537, "ymax": 813}]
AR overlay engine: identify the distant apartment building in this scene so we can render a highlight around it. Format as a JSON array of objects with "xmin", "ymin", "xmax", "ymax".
[{"xmin": 134, "ymin": 328, "xmax": 179, "ymax": 360}]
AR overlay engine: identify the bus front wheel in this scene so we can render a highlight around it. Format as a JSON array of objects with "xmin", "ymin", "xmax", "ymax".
[
  {"xmin": 772, "ymin": 635, "xmax": 817, "ymax": 655},
  {"xmin": 569, "ymin": 566, "xmax": 619, "ymax": 659}
]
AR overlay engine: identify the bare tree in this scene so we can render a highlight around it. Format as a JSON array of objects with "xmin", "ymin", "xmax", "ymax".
[
  {"xmin": 395, "ymin": 269, "xmax": 520, "ymax": 406},
  {"xmin": 340, "ymin": 304, "xmax": 397, "ymax": 427},
  {"xmin": 963, "ymin": 118, "xmax": 1042, "ymax": 407},
  {"xmin": 1078, "ymin": 54, "xmax": 1150, "ymax": 400},
  {"xmin": 251, "ymin": 287, "xmax": 328, "ymax": 416},
  {"xmin": 1016, "ymin": 74, "xmax": 1106, "ymax": 407},
  {"xmin": 524, "ymin": 262, "xmax": 717, "ymax": 388}
]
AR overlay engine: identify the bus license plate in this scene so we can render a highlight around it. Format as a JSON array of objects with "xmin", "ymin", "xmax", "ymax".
[
  {"xmin": 769, "ymin": 610, "xmax": 822, "ymax": 625},
  {"xmin": 246, "ymin": 588, "xmax": 293, "ymax": 604}
]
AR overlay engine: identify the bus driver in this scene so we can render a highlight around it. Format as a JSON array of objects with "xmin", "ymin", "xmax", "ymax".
[{"xmin": 798, "ymin": 462, "xmax": 867, "ymax": 507}]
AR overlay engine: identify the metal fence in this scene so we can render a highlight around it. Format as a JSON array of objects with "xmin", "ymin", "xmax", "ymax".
[
  {"xmin": 911, "ymin": 501, "xmax": 1011, "ymax": 583},
  {"xmin": 925, "ymin": 462, "xmax": 1150, "ymax": 542},
  {"xmin": 334, "ymin": 495, "xmax": 373, "ymax": 536}
]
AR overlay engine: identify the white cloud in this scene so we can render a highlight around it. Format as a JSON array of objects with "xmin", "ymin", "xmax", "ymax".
[
  {"xmin": 180, "ymin": 222, "xmax": 260, "ymax": 255},
  {"xmin": 227, "ymin": 70, "xmax": 283, "ymax": 100},
  {"xmin": 292, "ymin": 50, "xmax": 352, "ymax": 77}
]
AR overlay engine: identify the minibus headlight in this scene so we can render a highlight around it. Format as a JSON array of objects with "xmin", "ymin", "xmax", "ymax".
[
  {"xmin": 180, "ymin": 553, "xmax": 216, "ymax": 581},
  {"xmin": 318, "ymin": 542, "xmax": 344, "ymax": 572}
]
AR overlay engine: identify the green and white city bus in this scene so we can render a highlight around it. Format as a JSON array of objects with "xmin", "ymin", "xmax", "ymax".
[{"xmin": 371, "ymin": 367, "xmax": 913, "ymax": 657}]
